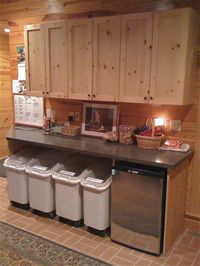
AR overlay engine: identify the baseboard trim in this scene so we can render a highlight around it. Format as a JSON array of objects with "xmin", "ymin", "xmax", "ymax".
[
  {"xmin": 185, "ymin": 213, "xmax": 200, "ymax": 222},
  {"xmin": 185, "ymin": 215, "xmax": 200, "ymax": 232}
]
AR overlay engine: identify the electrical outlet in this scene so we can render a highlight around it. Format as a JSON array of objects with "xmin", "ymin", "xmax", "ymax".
[
  {"xmin": 169, "ymin": 120, "xmax": 181, "ymax": 131},
  {"xmin": 46, "ymin": 109, "xmax": 55, "ymax": 119},
  {"xmin": 75, "ymin": 112, "xmax": 81, "ymax": 122},
  {"xmin": 69, "ymin": 111, "xmax": 74, "ymax": 117}
]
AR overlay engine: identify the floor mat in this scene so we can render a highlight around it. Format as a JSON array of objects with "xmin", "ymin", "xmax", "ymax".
[{"xmin": 0, "ymin": 221, "xmax": 110, "ymax": 266}]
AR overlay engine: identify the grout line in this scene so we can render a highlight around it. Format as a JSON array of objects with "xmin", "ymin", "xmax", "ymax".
[{"xmin": 107, "ymin": 245, "xmax": 123, "ymax": 263}]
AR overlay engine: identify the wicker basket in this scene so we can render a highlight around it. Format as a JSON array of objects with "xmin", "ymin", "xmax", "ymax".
[
  {"xmin": 61, "ymin": 126, "xmax": 80, "ymax": 136},
  {"xmin": 135, "ymin": 134, "xmax": 164, "ymax": 149}
]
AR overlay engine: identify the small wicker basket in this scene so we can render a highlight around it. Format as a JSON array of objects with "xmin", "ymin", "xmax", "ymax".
[
  {"xmin": 61, "ymin": 125, "xmax": 80, "ymax": 137},
  {"xmin": 135, "ymin": 134, "xmax": 164, "ymax": 149}
]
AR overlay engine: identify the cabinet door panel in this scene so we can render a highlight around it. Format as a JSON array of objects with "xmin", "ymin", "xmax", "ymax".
[
  {"xmin": 45, "ymin": 22, "xmax": 68, "ymax": 98},
  {"xmin": 150, "ymin": 9, "xmax": 192, "ymax": 105},
  {"xmin": 120, "ymin": 13, "xmax": 153, "ymax": 103},
  {"xmin": 93, "ymin": 16, "xmax": 121, "ymax": 101},
  {"xmin": 24, "ymin": 24, "xmax": 45, "ymax": 96},
  {"xmin": 68, "ymin": 19, "xmax": 92, "ymax": 100}
]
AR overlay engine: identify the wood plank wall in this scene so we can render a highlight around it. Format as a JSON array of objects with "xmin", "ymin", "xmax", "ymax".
[
  {"xmin": 0, "ymin": 34, "xmax": 13, "ymax": 158},
  {"xmin": 1, "ymin": 0, "xmax": 200, "ymax": 223}
]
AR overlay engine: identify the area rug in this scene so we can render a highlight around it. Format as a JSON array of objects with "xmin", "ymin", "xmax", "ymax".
[{"xmin": 0, "ymin": 222, "xmax": 110, "ymax": 266}]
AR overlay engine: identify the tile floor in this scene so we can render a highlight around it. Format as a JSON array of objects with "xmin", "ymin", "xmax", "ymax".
[{"xmin": 0, "ymin": 177, "xmax": 199, "ymax": 266}]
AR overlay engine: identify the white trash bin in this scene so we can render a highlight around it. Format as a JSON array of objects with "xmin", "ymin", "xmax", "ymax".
[
  {"xmin": 81, "ymin": 159, "xmax": 112, "ymax": 235},
  {"xmin": 52, "ymin": 154, "xmax": 94, "ymax": 226},
  {"xmin": 25, "ymin": 150, "xmax": 70, "ymax": 217},
  {"xmin": 3, "ymin": 147, "xmax": 43, "ymax": 209}
]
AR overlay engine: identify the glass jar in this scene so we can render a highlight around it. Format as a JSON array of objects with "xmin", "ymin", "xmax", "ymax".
[{"xmin": 119, "ymin": 125, "xmax": 135, "ymax": 145}]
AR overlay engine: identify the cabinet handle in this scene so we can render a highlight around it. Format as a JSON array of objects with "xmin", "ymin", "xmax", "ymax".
[
  {"xmin": 93, "ymin": 94, "xmax": 96, "ymax": 98},
  {"xmin": 150, "ymin": 96, "xmax": 153, "ymax": 100},
  {"xmin": 144, "ymin": 96, "xmax": 147, "ymax": 100}
]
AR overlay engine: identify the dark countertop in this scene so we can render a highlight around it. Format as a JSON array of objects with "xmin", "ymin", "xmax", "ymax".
[{"xmin": 7, "ymin": 127, "xmax": 193, "ymax": 169}]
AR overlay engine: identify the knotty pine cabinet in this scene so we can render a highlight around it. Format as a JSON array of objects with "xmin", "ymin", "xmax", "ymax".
[
  {"xmin": 119, "ymin": 12, "xmax": 153, "ymax": 103},
  {"xmin": 25, "ymin": 22, "xmax": 68, "ymax": 98},
  {"xmin": 68, "ymin": 19, "xmax": 92, "ymax": 100},
  {"xmin": 24, "ymin": 8, "xmax": 196, "ymax": 105},
  {"xmin": 68, "ymin": 16, "xmax": 120, "ymax": 102},
  {"xmin": 44, "ymin": 22, "xmax": 68, "ymax": 98},
  {"xmin": 93, "ymin": 16, "xmax": 121, "ymax": 101},
  {"xmin": 120, "ymin": 8, "xmax": 196, "ymax": 105},
  {"xmin": 150, "ymin": 8, "xmax": 197, "ymax": 105},
  {"xmin": 24, "ymin": 24, "xmax": 45, "ymax": 96}
]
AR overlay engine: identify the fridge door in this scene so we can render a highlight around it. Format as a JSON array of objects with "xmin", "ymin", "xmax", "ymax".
[{"xmin": 111, "ymin": 169, "xmax": 165, "ymax": 255}]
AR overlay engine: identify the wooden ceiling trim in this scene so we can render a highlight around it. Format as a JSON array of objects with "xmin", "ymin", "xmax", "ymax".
[{"xmin": 1, "ymin": 0, "xmax": 199, "ymax": 21}]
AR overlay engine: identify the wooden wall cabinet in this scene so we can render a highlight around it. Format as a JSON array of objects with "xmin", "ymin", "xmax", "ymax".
[
  {"xmin": 24, "ymin": 24, "xmax": 45, "ymax": 96},
  {"xmin": 150, "ymin": 8, "xmax": 197, "ymax": 105},
  {"xmin": 119, "ymin": 12, "xmax": 153, "ymax": 103},
  {"xmin": 68, "ymin": 16, "xmax": 121, "ymax": 102},
  {"xmin": 68, "ymin": 19, "xmax": 92, "ymax": 100},
  {"xmin": 119, "ymin": 8, "xmax": 196, "ymax": 105},
  {"xmin": 44, "ymin": 22, "xmax": 68, "ymax": 98},
  {"xmin": 24, "ymin": 8, "xmax": 196, "ymax": 105},
  {"xmin": 93, "ymin": 16, "xmax": 121, "ymax": 102}
]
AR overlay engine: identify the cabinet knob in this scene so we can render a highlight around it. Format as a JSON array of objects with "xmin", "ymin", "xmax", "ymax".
[
  {"xmin": 144, "ymin": 96, "xmax": 147, "ymax": 100},
  {"xmin": 93, "ymin": 94, "xmax": 96, "ymax": 98},
  {"xmin": 88, "ymin": 94, "xmax": 90, "ymax": 97},
  {"xmin": 150, "ymin": 96, "xmax": 153, "ymax": 100},
  {"xmin": 46, "ymin": 92, "xmax": 49, "ymax": 95},
  {"xmin": 42, "ymin": 91, "xmax": 45, "ymax": 94}
]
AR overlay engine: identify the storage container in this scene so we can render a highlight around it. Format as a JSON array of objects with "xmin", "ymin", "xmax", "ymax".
[
  {"xmin": 81, "ymin": 159, "xmax": 112, "ymax": 234},
  {"xmin": 25, "ymin": 150, "xmax": 70, "ymax": 217},
  {"xmin": 119, "ymin": 125, "xmax": 136, "ymax": 144},
  {"xmin": 135, "ymin": 134, "xmax": 164, "ymax": 149},
  {"xmin": 52, "ymin": 154, "xmax": 95, "ymax": 226},
  {"xmin": 61, "ymin": 125, "xmax": 81, "ymax": 136},
  {"xmin": 3, "ymin": 147, "xmax": 43, "ymax": 209}
]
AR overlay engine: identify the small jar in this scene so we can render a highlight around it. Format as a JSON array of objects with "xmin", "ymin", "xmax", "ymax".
[{"xmin": 119, "ymin": 125, "xmax": 135, "ymax": 145}]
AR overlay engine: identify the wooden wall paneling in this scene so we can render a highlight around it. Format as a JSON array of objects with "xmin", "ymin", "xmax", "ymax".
[
  {"xmin": 185, "ymin": 50, "xmax": 200, "ymax": 220},
  {"xmin": 24, "ymin": 24, "xmax": 45, "ymax": 96},
  {"xmin": 119, "ymin": 12, "xmax": 153, "ymax": 103},
  {"xmin": 1, "ymin": 0, "xmax": 199, "ymax": 20},
  {"xmin": 163, "ymin": 160, "xmax": 189, "ymax": 255},
  {"xmin": 0, "ymin": 34, "xmax": 13, "ymax": 159},
  {"xmin": 45, "ymin": 21, "xmax": 68, "ymax": 98},
  {"xmin": 93, "ymin": 16, "xmax": 121, "ymax": 101},
  {"xmin": 46, "ymin": 98, "xmax": 82, "ymax": 124},
  {"xmin": 68, "ymin": 19, "xmax": 93, "ymax": 100}
]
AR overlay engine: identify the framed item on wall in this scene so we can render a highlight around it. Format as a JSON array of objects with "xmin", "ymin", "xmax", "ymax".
[{"xmin": 81, "ymin": 103, "xmax": 118, "ymax": 137}]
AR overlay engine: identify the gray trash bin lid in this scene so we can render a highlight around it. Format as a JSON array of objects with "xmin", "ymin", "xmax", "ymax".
[
  {"xmin": 3, "ymin": 147, "xmax": 44, "ymax": 171},
  {"xmin": 26, "ymin": 150, "xmax": 73, "ymax": 177},
  {"xmin": 81, "ymin": 159, "xmax": 112, "ymax": 191},
  {"xmin": 52, "ymin": 154, "xmax": 95, "ymax": 184}
]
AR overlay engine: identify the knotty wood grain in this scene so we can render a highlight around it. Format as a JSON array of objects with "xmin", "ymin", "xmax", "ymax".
[
  {"xmin": 2, "ymin": 0, "xmax": 200, "ymax": 221},
  {"xmin": 0, "ymin": 34, "xmax": 13, "ymax": 158}
]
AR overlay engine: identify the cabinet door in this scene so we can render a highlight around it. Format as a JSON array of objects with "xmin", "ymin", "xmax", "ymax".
[
  {"xmin": 24, "ymin": 24, "xmax": 45, "ymax": 96},
  {"xmin": 68, "ymin": 19, "xmax": 92, "ymax": 100},
  {"xmin": 150, "ymin": 8, "xmax": 194, "ymax": 105},
  {"xmin": 93, "ymin": 16, "xmax": 121, "ymax": 101},
  {"xmin": 44, "ymin": 22, "xmax": 68, "ymax": 98},
  {"xmin": 119, "ymin": 13, "xmax": 153, "ymax": 103}
]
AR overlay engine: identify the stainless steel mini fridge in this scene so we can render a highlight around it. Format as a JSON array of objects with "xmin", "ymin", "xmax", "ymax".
[{"xmin": 111, "ymin": 161, "xmax": 166, "ymax": 255}]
